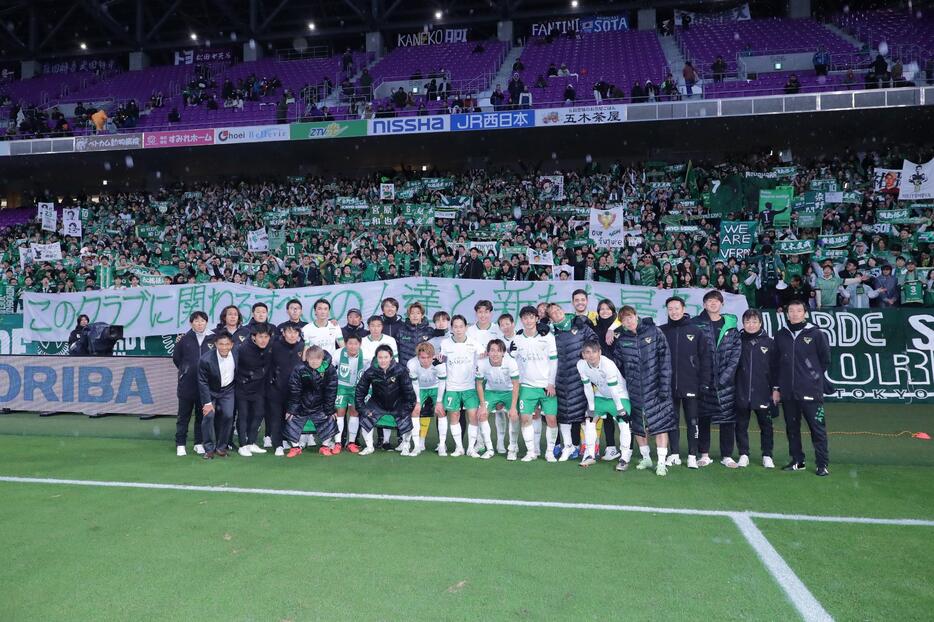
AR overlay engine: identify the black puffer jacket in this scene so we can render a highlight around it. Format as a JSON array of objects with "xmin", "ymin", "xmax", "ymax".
[
  {"xmin": 735, "ymin": 329, "xmax": 775, "ymax": 411},
  {"xmin": 268, "ymin": 338, "xmax": 304, "ymax": 394},
  {"xmin": 235, "ymin": 339, "xmax": 272, "ymax": 397},
  {"xmin": 553, "ymin": 315, "xmax": 597, "ymax": 423},
  {"xmin": 659, "ymin": 315, "xmax": 711, "ymax": 399},
  {"xmin": 381, "ymin": 314, "xmax": 403, "ymax": 340},
  {"xmin": 694, "ymin": 311, "xmax": 742, "ymax": 424},
  {"xmin": 354, "ymin": 360, "xmax": 416, "ymax": 414},
  {"xmin": 396, "ymin": 319, "xmax": 436, "ymax": 364},
  {"xmin": 611, "ymin": 317, "xmax": 676, "ymax": 436},
  {"xmin": 772, "ymin": 322, "xmax": 831, "ymax": 404},
  {"xmin": 173, "ymin": 330, "xmax": 215, "ymax": 401},
  {"xmin": 286, "ymin": 351, "xmax": 338, "ymax": 417}
]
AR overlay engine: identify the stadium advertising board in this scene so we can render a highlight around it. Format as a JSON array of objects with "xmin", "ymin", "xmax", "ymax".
[
  {"xmin": 289, "ymin": 120, "xmax": 367, "ymax": 141},
  {"xmin": 0, "ymin": 355, "xmax": 178, "ymax": 416},
  {"xmin": 74, "ymin": 133, "xmax": 143, "ymax": 152},
  {"xmin": 174, "ymin": 48, "xmax": 235, "ymax": 65},
  {"xmin": 530, "ymin": 15, "xmax": 629, "ymax": 36},
  {"xmin": 535, "ymin": 104, "xmax": 626, "ymax": 127},
  {"xmin": 143, "ymin": 129, "xmax": 214, "ymax": 149},
  {"xmin": 368, "ymin": 116, "xmax": 449, "ymax": 136},
  {"xmin": 22, "ymin": 279, "xmax": 747, "ymax": 342},
  {"xmin": 396, "ymin": 28, "xmax": 469, "ymax": 47},
  {"xmin": 450, "ymin": 110, "xmax": 535, "ymax": 131},
  {"xmin": 214, "ymin": 125, "xmax": 289, "ymax": 144}
]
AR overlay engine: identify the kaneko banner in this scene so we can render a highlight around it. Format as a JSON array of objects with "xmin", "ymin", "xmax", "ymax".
[
  {"xmin": 396, "ymin": 28, "xmax": 469, "ymax": 47},
  {"xmin": 144, "ymin": 129, "xmax": 214, "ymax": 149},
  {"xmin": 368, "ymin": 116, "xmax": 449, "ymax": 136},
  {"xmin": 214, "ymin": 125, "xmax": 289, "ymax": 144},
  {"xmin": 536, "ymin": 104, "xmax": 626, "ymax": 127},
  {"xmin": 22, "ymin": 278, "xmax": 747, "ymax": 342},
  {"xmin": 0, "ymin": 355, "xmax": 179, "ymax": 416},
  {"xmin": 450, "ymin": 110, "xmax": 535, "ymax": 131}
]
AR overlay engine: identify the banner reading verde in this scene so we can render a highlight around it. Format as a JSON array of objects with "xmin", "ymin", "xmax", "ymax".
[
  {"xmin": 289, "ymin": 120, "xmax": 367, "ymax": 141},
  {"xmin": 759, "ymin": 310, "xmax": 934, "ymax": 403},
  {"xmin": 22, "ymin": 279, "xmax": 748, "ymax": 342}
]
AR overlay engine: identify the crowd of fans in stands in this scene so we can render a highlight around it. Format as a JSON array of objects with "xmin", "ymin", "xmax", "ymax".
[{"xmin": 2, "ymin": 149, "xmax": 932, "ymax": 311}]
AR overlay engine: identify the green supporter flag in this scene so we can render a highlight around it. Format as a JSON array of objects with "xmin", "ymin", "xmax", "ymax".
[
  {"xmin": 96, "ymin": 264, "xmax": 115, "ymax": 288},
  {"xmin": 759, "ymin": 186, "xmax": 794, "ymax": 228},
  {"xmin": 400, "ymin": 203, "xmax": 434, "ymax": 226},
  {"xmin": 718, "ymin": 221, "xmax": 758, "ymax": 260},
  {"xmin": 818, "ymin": 233, "xmax": 851, "ymax": 249},
  {"xmin": 775, "ymin": 239, "xmax": 815, "ymax": 255},
  {"xmin": 706, "ymin": 174, "xmax": 744, "ymax": 215},
  {"xmin": 136, "ymin": 224, "xmax": 162, "ymax": 239}
]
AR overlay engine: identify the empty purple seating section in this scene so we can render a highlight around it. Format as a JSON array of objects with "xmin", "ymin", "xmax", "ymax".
[
  {"xmin": 1, "ymin": 72, "xmax": 95, "ymax": 105},
  {"xmin": 704, "ymin": 70, "xmax": 857, "ymax": 98},
  {"xmin": 0, "ymin": 207, "xmax": 33, "ymax": 229},
  {"xmin": 514, "ymin": 31, "xmax": 668, "ymax": 106},
  {"xmin": 679, "ymin": 18, "xmax": 857, "ymax": 68},
  {"xmin": 74, "ymin": 63, "xmax": 223, "ymax": 105},
  {"xmin": 367, "ymin": 41, "xmax": 507, "ymax": 93},
  {"xmin": 834, "ymin": 9, "xmax": 934, "ymax": 57}
]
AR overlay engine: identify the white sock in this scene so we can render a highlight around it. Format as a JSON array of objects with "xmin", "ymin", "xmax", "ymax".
[
  {"xmin": 348, "ymin": 417, "xmax": 359, "ymax": 445},
  {"xmin": 584, "ymin": 421, "xmax": 597, "ymax": 458},
  {"xmin": 411, "ymin": 417, "xmax": 420, "ymax": 448},
  {"xmin": 533, "ymin": 418, "xmax": 542, "ymax": 450},
  {"xmin": 639, "ymin": 445, "xmax": 651, "ymax": 460},
  {"xmin": 480, "ymin": 420, "xmax": 493, "ymax": 451},
  {"xmin": 362, "ymin": 428, "xmax": 374, "ymax": 450},
  {"xmin": 521, "ymin": 424, "xmax": 535, "ymax": 453},
  {"xmin": 559, "ymin": 423, "xmax": 573, "ymax": 448},
  {"xmin": 545, "ymin": 426, "xmax": 558, "ymax": 453},
  {"xmin": 335, "ymin": 416, "xmax": 345, "ymax": 444},
  {"xmin": 381, "ymin": 428, "xmax": 391, "ymax": 444},
  {"xmin": 657, "ymin": 446, "xmax": 668, "ymax": 464},
  {"xmin": 467, "ymin": 424, "xmax": 478, "ymax": 452},
  {"xmin": 451, "ymin": 423, "xmax": 463, "ymax": 450},
  {"xmin": 618, "ymin": 421, "xmax": 632, "ymax": 461},
  {"xmin": 438, "ymin": 417, "xmax": 448, "ymax": 449},
  {"xmin": 494, "ymin": 410, "xmax": 506, "ymax": 448},
  {"xmin": 403, "ymin": 431, "xmax": 412, "ymax": 443},
  {"xmin": 508, "ymin": 418, "xmax": 520, "ymax": 451}
]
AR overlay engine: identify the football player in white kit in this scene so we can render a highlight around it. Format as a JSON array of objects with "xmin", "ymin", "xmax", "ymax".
[
  {"xmin": 407, "ymin": 341, "xmax": 445, "ymax": 455},
  {"xmin": 475, "ymin": 339, "xmax": 520, "ymax": 459}
]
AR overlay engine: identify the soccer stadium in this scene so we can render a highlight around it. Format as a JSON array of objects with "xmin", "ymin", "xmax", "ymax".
[{"xmin": 1, "ymin": 0, "xmax": 933, "ymax": 620}]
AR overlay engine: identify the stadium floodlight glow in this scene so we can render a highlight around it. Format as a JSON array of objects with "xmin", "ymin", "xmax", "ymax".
[
  {"xmin": 421, "ymin": 165, "xmax": 428, "ymax": 171},
  {"xmin": 102, "ymin": 180, "xmax": 108, "ymax": 186},
  {"xmin": 308, "ymin": 22, "xmax": 316, "ymax": 31},
  {"xmin": 571, "ymin": 0, "xmax": 579, "ymax": 7},
  {"xmin": 190, "ymin": 33, "xmax": 198, "ymax": 41},
  {"xmin": 434, "ymin": 10, "xmax": 442, "ymax": 19},
  {"xmin": 79, "ymin": 42, "xmax": 87, "ymax": 50}
]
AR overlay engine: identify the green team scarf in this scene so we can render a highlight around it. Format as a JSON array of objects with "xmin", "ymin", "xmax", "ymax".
[
  {"xmin": 338, "ymin": 348, "xmax": 364, "ymax": 387},
  {"xmin": 553, "ymin": 316, "xmax": 574, "ymax": 332}
]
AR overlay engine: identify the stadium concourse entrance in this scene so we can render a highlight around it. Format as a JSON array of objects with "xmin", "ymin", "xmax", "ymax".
[{"xmin": 1, "ymin": 105, "xmax": 932, "ymax": 196}]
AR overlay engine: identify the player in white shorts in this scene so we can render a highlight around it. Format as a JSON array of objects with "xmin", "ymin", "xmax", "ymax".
[
  {"xmin": 475, "ymin": 339, "xmax": 520, "ymax": 460},
  {"xmin": 577, "ymin": 340, "xmax": 633, "ymax": 469},
  {"xmin": 407, "ymin": 341, "xmax": 445, "ymax": 456},
  {"xmin": 510, "ymin": 306, "xmax": 558, "ymax": 462}
]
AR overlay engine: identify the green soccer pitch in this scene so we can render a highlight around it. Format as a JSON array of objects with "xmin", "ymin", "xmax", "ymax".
[{"xmin": 1, "ymin": 404, "xmax": 932, "ymax": 622}]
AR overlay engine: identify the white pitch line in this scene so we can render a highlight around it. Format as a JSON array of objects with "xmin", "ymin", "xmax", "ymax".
[
  {"xmin": 732, "ymin": 514, "xmax": 834, "ymax": 622},
  {"xmin": 1, "ymin": 475, "xmax": 933, "ymax": 527}
]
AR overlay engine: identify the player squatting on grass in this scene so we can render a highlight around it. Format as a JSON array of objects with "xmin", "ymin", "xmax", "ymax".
[{"xmin": 179, "ymin": 292, "xmax": 832, "ymax": 476}]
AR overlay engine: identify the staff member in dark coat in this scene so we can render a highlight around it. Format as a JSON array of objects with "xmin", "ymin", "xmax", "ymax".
[
  {"xmin": 235, "ymin": 302, "xmax": 275, "ymax": 346},
  {"xmin": 354, "ymin": 344, "xmax": 417, "ymax": 456},
  {"xmin": 277, "ymin": 298, "xmax": 308, "ymax": 336},
  {"xmin": 380, "ymin": 297, "xmax": 403, "ymax": 340},
  {"xmin": 660, "ymin": 296, "xmax": 711, "ymax": 469},
  {"xmin": 694, "ymin": 290, "xmax": 742, "ymax": 468},
  {"xmin": 198, "ymin": 333, "xmax": 237, "ymax": 459},
  {"xmin": 594, "ymin": 299, "xmax": 621, "ymax": 459},
  {"xmin": 213, "ymin": 305, "xmax": 242, "ymax": 341},
  {"xmin": 772, "ymin": 300, "xmax": 832, "ymax": 476},
  {"xmin": 173, "ymin": 311, "xmax": 214, "ymax": 456},
  {"xmin": 547, "ymin": 303, "xmax": 597, "ymax": 461},
  {"xmin": 341, "ymin": 308, "xmax": 369, "ymax": 342},
  {"xmin": 611, "ymin": 306, "xmax": 676, "ymax": 477},
  {"xmin": 396, "ymin": 302, "xmax": 438, "ymax": 365},
  {"xmin": 283, "ymin": 346, "xmax": 339, "ymax": 458},
  {"xmin": 267, "ymin": 324, "xmax": 305, "ymax": 456},
  {"xmin": 68, "ymin": 314, "xmax": 90, "ymax": 347},
  {"xmin": 731, "ymin": 309, "xmax": 776, "ymax": 469},
  {"xmin": 234, "ymin": 324, "xmax": 272, "ymax": 456}
]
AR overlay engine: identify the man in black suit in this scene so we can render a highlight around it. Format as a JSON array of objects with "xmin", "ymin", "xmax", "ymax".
[
  {"xmin": 234, "ymin": 324, "xmax": 273, "ymax": 456},
  {"xmin": 198, "ymin": 332, "xmax": 237, "ymax": 459},
  {"xmin": 173, "ymin": 311, "xmax": 214, "ymax": 456}
]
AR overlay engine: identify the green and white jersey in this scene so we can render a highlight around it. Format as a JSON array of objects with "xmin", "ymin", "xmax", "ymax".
[
  {"xmin": 336, "ymin": 347, "xmax": 364, "ymax": 389},
  {"xmin": 511, "ymin": 330, "xmax": 558, "ymax": 388},
  {"xmin": 301, "ymin": 320, "xmax": 344, "ymax": 358},
  {"xmin": 360, "ymin": 333, "xmax": 398, "ymax": 368},
  {"xmin": 476, "ymin": 355, "xmax": 520, "ymax": 392},
  {"xmin": 407, "ymin": 357, "xmax": 443, "ymax": 395},
  {"xmin": 467, "ymin": 322, "xmax": 504, "ymax": 351},
  {"xmin": 439, "ymin": 336, "xmax": 482, "ymax": 392},
  {"xmin": 577, "ymin": 355, "xmax": 628, "ymax": 411}
]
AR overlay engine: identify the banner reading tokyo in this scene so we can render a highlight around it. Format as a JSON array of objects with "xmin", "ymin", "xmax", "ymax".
[{"xmin": 22, "ymin": 278, "xmax": 747, "ymax": 341}]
